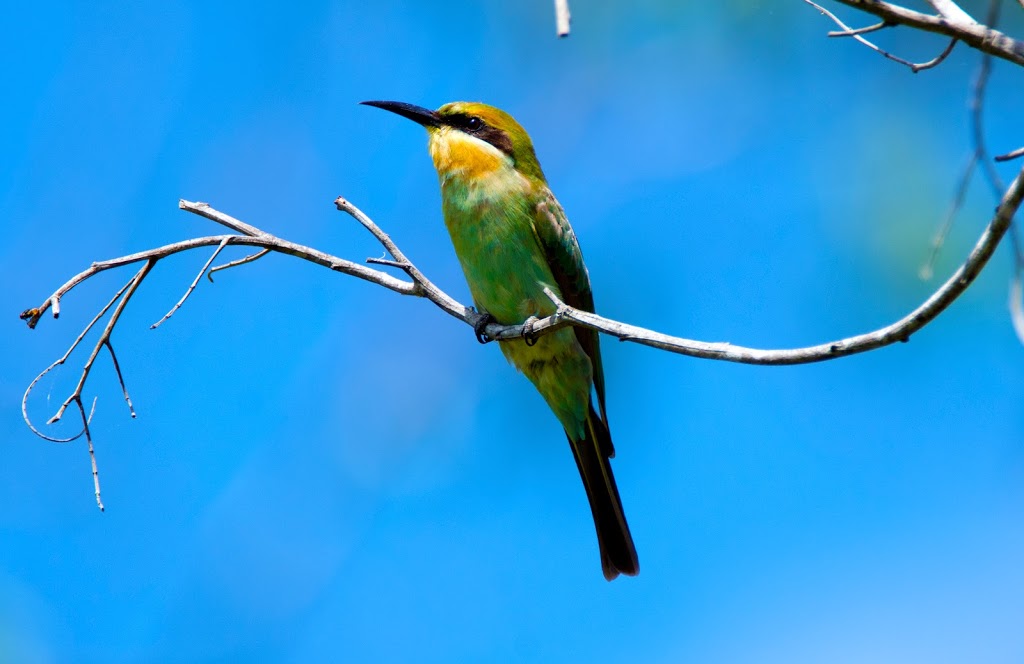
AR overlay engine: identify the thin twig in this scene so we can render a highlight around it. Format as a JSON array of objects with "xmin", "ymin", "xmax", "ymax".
[
  {"xmin": 554, "ymin": 0, "xmax": 570, "ymax": 37},
  {"xmin": 105, "ymin": 340, "xmax": 136, "ymax": 418},
  {"xmin": 804, "ymin": 0, "xmax": 956, "ymax": 71},
  {"xmin": 913, "ymin": 37, "xmax": 958, "ymax": 72},
  {"xmin": 20, "ymin": 232, "xmax": 416, "ymax": 330},
  {"xmin": 208, "ymin": 248, "xmax": 269, "ymax": 281},
  {"xmin": 22, "ymin": 276, "xmax": 136, "ymax": 442},
  {"xmin": 367, "ymin": 256, "xmax": 411, "ymax": 269},
  {"xmin": 996, "ymin": 146, "xmax": 1024, "ymax": 162},
  {"xmin": 24, "ymin": 261, "xmax": 151, "ymax": 510},
  {"xmin": 925, "ymin": 0, "xmax": 976, "ymax": 25},
  {"xmin": 828, "ymin": 0, "xmax": 1024, "ymax": 67},
  {"xmin": 920, "ymin": 152, "xmax": 978, "ymax": 280},
  {"xmin": 48, "ymin": 261, "xmax": 154, "ymax": 425},
  {"xmin": 829, "ymin": 20, "xmax": 889, "ymax": 37},
  {"xmin": 151, "ymin": 236, "xmax": 230, "ymax": 329},
  {"xmin": 75, "ymin": 397, "xmax": 104, "ymax": 511}
]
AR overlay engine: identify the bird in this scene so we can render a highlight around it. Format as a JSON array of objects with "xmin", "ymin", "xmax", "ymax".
[{"xmin": 362, "ymin": 100, "xmax": 638, "ymax": 580}]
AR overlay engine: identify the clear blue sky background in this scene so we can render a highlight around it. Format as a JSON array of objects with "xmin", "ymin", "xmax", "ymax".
[{"xmin": 3, "ymin": 2, "xmax": 1024, "ymax": 662}]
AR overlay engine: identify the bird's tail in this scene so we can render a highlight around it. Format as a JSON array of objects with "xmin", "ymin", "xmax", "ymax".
[{"xmin": 568, "ymin": 400, "xmax": 639, "ymax": 581}]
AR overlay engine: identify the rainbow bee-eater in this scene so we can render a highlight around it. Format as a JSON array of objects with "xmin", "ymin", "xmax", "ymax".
[{"xmin": 362, "ymin": 100, "xmax": 638, "ymax": 580}]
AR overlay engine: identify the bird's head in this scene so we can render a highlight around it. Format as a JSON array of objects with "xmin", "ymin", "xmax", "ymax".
[{"xmin": 361, "ymin": 100, "xmax": 545, "ymax": 183}]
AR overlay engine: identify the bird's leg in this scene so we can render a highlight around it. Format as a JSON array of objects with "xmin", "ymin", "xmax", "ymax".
[
  {"xmin": 522, "ymin": 315, "xmax": 539, "ymax": 346},
  {"xmin": 471, "ymin": 308, "xmax": 496, "ymax": 344}
]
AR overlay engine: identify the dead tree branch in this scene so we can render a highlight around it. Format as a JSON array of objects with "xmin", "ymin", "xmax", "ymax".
[
  {"xmin": 811, "ymin": 0, "xmax": 1024, "ymax": 342},
  {"xmin": 805, "ymin": 0, "xmax": 958, "ymax": 71},
  {"xmin": 813, "ymin": 0, "xmax": 1024, "ymax": 67},
  {"xmin": 18, "ymin": 167, "xmax": 1024, "ymax": 506},
  {"xmin": 554, "ymin": 0, "xmax": 571, "ymax": 37},
  {"xmin": 23, "ymin": 170, "xmax": 1024, "ymax": 424},
  {"xmin": 996, "ymin": 146, "xmax": 1024, "ymax": 163}
]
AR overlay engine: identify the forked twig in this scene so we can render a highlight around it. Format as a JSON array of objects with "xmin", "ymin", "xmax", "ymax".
[
  {"xmin": 804, "ymin": 0, "xmax": 957, "ymax": 72},
  {"xmin": 826, "ymin": 0, "xmax": 1024, "ymax": 67}
]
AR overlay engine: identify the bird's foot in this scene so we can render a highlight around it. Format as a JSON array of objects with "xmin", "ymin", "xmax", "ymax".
[
  {"xmin": 472, "ymin": 309, "xmax": 496, "ymax": 344},
  {"xmin": 522, "ymin": 316, "xmax": 539, "ymax": 346}
]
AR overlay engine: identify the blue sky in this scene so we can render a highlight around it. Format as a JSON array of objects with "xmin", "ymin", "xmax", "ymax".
[{"xmin": 3, "ymin": 2, "xmax": 1024, "ymax": 662}]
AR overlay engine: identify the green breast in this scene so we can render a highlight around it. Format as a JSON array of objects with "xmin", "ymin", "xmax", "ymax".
[{"xmin": 441, "ymin": 174, "xmax": 558, "ymax": 324}]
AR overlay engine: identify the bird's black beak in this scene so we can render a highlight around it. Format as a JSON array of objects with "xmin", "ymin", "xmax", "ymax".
[{"xmin": 360, "ymin": 100, "xmax": 441, "ymax": 128}]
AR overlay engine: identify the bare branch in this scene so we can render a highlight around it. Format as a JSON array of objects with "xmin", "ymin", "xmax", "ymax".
[
  {"xmin": 208, "ymin": 248, "xmax": 269, "ymax": 281},
  {"xmin": 367, "ymin": 256, "xmax": 411, "ymax": 269},
  {"xmin": 912, "ymin": 37, "xmax": 958, "ymax": 72},
  {"xmin": 920, "ymin": 152, "xmax": 978, "ymax": 281},
  {"xmin": 334, "ymin": 196, "xmax": 485, "ymax": 329},
  {"xmin": 828, "ymin": 0, "xmax": 1024, "ymax": 67},
  {"xmin": 536, "ymin": 163, "xmax": 1023, "ymax": 364},
  {"xmin": 996, "ymin": 146, "xmax": 1024, "ymax": 162},
  {"xmin": 828, "ymin": 20, "xmax": 889, "ymax": 37},
  {"xmin": 78, "ymin": 397, "xmax": 103, "ymax": 511},
  {"xmin": 21, "ymin": 163, "xmax": 1024, "ymax": 508},
  {"xmin": 554, "ymin": 0, "xmax": 571, "ymax": 37},
  {"xmin": 48, "ymin": 261, "xmax": 153, "ymax": 426},
  {"xmin": 804, "ymin": 0, "xmax": 957, "ymax": 71},
  {"xmin": 20, "ymin": 219, "xmax": 417, "ymax": 331},
  {"xmin": 26, "ymin": 177, "xmax": 1024, "ymax": 385},
  {"xmin": 22, "ymin": 275, "xmax": 137, "ymax": 442},
  {"xmin": 963, "ymin": 0, "xmax": 1024, "ymax": 345},
  {"xmin": 106, "ymin": 340, "xmax": 136, "ymax": 418},
  {"xmin": 151, "ymin": 237, "xmax": 230, "ymax": 329},
  {"xmin": 925, "ymin": 0, "xmax": 976, "ymax": 25}
]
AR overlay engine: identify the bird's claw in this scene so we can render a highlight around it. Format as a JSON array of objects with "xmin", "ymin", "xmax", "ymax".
[
  {"xmin": 522, "ymin": 316, "xmax": 539, "ymax": 346},
  {"xmin": 472, "ymin": 310, "xmax": 496, "ymax": 344}
]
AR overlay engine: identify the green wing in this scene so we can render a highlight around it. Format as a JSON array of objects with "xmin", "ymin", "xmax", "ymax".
[{"xmin": 531, "ymin": 189, "xmax": 612, "ymax": 448}]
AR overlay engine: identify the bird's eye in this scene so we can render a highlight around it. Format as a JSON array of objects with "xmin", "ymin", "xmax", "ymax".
[{"xmin": 466, "ymin": 116, "xmax": 483, "ymax": 131}]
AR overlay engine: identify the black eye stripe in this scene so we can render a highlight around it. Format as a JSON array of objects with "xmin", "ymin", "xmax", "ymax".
[{"xmin": 445, "ymin": 113, "xmax": 514, "ymax": 156}]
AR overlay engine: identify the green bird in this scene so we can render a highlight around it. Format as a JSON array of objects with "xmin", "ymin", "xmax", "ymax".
[{"xmin": 362, "ymin": 100, "xmax": 638, "ymax": 580}]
